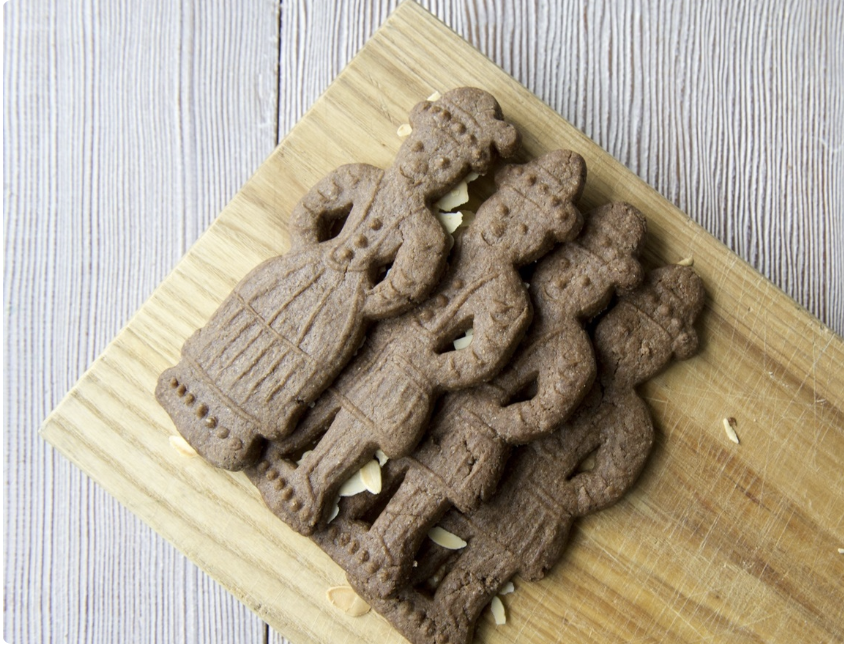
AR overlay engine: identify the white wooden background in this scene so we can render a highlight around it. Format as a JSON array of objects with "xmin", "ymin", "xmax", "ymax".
[{"xmin": 4, "ymin": 0, "xmax": 842, "ymax": 642}]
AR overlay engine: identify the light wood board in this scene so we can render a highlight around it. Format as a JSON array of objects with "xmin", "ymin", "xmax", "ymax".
[{"xmin": 39, "ymin": 2, "xmax": 844, "ymax": 642}]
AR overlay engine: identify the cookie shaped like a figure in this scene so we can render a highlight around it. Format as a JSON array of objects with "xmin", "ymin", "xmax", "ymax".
[
  {"xmin": 247, "ymin": 149, "xmax": 587, "ymax": 535},
  {"xmin": 156, "ymin": 88, "xmax": 520, "ymax": 471},
  {"xmin": 367, "ymin": 264, "xmax": 705, "ymax": 643},
  {"xmin": 324, "ymin": 202, "xmax": 648, "ymax": 599}
]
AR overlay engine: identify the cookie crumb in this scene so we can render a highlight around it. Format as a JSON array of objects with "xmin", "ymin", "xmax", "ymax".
[
  {"xmin": 169, "ymin": 435, "xmax": 198, "ymax": 457},
  {"xmin": 676, "ymin": 256, "xmax": 694, "ymax": 267},
  {"xmin": 723, "ymin": 417, "xmax": 740, "ymax": 444},
  {"xmin": 326, "ymin": 585, "xmax": 371, "ymax": 617},
  {"xmin": 428, "ymin": 526, "xmax": 467, "ymax": 549},
  {"xmin": 397, "ymin": 123, "xmax": 412, "ymax": 138},
  {"xmin": 490, "ymin": 596, "xmax": 506, "ymax": 625}
]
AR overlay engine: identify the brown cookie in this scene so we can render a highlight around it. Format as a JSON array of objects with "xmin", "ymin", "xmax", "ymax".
[
  {"xmin": 321, "ymin": 202, "xmax": 648, "ymax": 600},
  {"xmin": 361, "ymin": 264, "xmax": 705, "ymax": 643},
  {"xmin": 156, "ymin": 87, "xmax": 521, "ymax": 470},
  {"xmin": 246, "ymin": 149, "xmax": 588, "ymax": 535}
]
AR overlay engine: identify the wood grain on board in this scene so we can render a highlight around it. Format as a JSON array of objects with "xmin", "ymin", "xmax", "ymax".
[
  {"xmin": 6, "ymin": 0, "xmax": 843, "ymax": 642},
  {"xmin": 35, "ymin": 2, "xmax": 844, "ymax": 642}
]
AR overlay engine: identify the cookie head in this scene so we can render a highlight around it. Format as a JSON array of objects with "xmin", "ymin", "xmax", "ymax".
[
  {"xmin": 404, "ymin": 88, "xmax": 520, "ymax": 182},
  {"xmin": 532, "ymin": 203, "xmax": 646, "ymax": 317},
  {"xmin": 636, "ymin": 265, "xmax": 706, "ymax": 359},
  {"xmin": 580, "ymin": 203, "xmax": 648, "ymax": 293},
  {"xmin": 594, "ymin": 301, "xmax": 674, "ymax": 388},
  {"xmin": 470, "ymin": 150, "xmax": 586, "ymax": 263},
  {"xmin": 445, "ymin": 87, "xmax": 520, "ymax": 158},
  {"xmin": 595, "ymin": 265, "xmax": 705, "ymax": 386},
  {"xmin": 533, "ymin": 245, "xmax": 603, "ymax": 318}
]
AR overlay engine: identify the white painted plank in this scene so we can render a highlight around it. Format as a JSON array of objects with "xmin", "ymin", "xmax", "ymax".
[
  {"xmin": 5, "ymin": 0, "xmax": 843, "ymax": 643},
  {"xmin": 3, "ymin": 0, "xmax": 279, "ymax": 642},
  {"xmin": 277, "ymin": 0, "xmax": 844, "ymax": 341}
]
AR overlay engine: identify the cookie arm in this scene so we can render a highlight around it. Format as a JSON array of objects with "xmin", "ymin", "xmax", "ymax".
[
  {"xmin": 433, "ymin": 287, "xmax": 532, "ymax": 391},
  {"xmin": 567, "ymin": 396, "xmax": 654, "ymax": 517},
  {"xmin": 288, "ymin": 164, "xmax": 381, "ymax": 247},
  {"xmin": 493, "ymin": 333, "xmax": 597, "ymax": 445},
  {"xmin": 362, "ymin": 211, "xmax": 449, "ymax": 320}
]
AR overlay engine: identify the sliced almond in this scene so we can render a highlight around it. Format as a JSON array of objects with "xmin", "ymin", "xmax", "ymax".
[
  {"xmin": 327, "ymin": 496, "xmax": 341, "ymax": 523},
  {"xmin": 326, "ymin": 585, "xmax": 371, "ymax": 617},
  {"xmin": 490, "ymin": 596, "xmax": 506, "ymax": 625},
  {"xmin": 435, "ymin": 180, "xmax": 470, "ymax": 212},
  {"xmin": 676, "ymin": 256, "xmax": 695, "ymax": 267},
  {"xmin": 453, "ymin": 328, "xmax": 474, "ymax": 350},
  {"xmin": 339, "ymin": 471, "xmax": 367, "ymax": 497},
  {"xmin": 296, "ymin": 449, "xmax": 312, "ymax": 466},
  {"xmin": 396, "ymin": 123, "xmax": 412, "ymax": 138},
  {"xmin": 169, "ymin": 435, "xmax": 198, "ymax": 457},
  {"xmin": 722, "ymin": 417, "xmax": 740, "ymax": 444},
  {"xmin": 436, "ymin": 210, "xmax": 463, "ymax": 234},
  {"xmin": 427, "ymin": 90, "xmax": 442, "ymax": 101},
  {"xmin": 375, "ymin": 449, "xmax": 389, "ymax": 466},
  {"xmin": 428, "ymin": 526, "xmax": 467, "ymax": 550},
  {"xmin": 360, "ymin": 459, "xmax": 382, "ymax": 494},
  {"xmin": 498, "ymin": 581, "xmax": 515, "ymax": 595}
]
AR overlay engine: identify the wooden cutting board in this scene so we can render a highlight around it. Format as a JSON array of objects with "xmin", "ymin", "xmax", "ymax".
[{"xmin": 40, "ymin": 1, "xmax": 844, "ymax": 642}]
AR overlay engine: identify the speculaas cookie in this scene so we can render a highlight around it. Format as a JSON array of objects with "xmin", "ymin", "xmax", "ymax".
[
  {"xmin": 321, "ymin": 202, "xmax": 649, "ymax": 600},
  {"xmin": 245, "ymin": 149, "xmax": 588, "ymax": 535},
  {"xmin": 357, "ymin": 264, "xmax": 705, "ymax": 643},
  {"xmin": 156, "ymin": 87, "xmax": 520, "ymax": 471}
]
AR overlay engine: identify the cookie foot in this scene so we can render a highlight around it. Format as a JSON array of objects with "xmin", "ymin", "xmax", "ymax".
[{"xmin": 156, "ymin": 367, "xmax": 263, "ymax": 470}]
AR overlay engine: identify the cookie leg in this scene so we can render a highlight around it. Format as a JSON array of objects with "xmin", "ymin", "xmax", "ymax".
[
  {"xmin": 429, "ymin": 535, "xmax": 517, "ymax": 643},
  {"xmin": 286, "ymin": 409, "xmax": 378, "ymax": 534},
  {"xmin": 350, "ymin": 468, "xmax": 450, "ymax": 599}
]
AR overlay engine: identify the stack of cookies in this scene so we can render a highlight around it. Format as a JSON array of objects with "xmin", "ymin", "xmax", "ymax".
[{"xmin": 156, "ymin": 87, "xmax": 706, "ymax": 644}]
